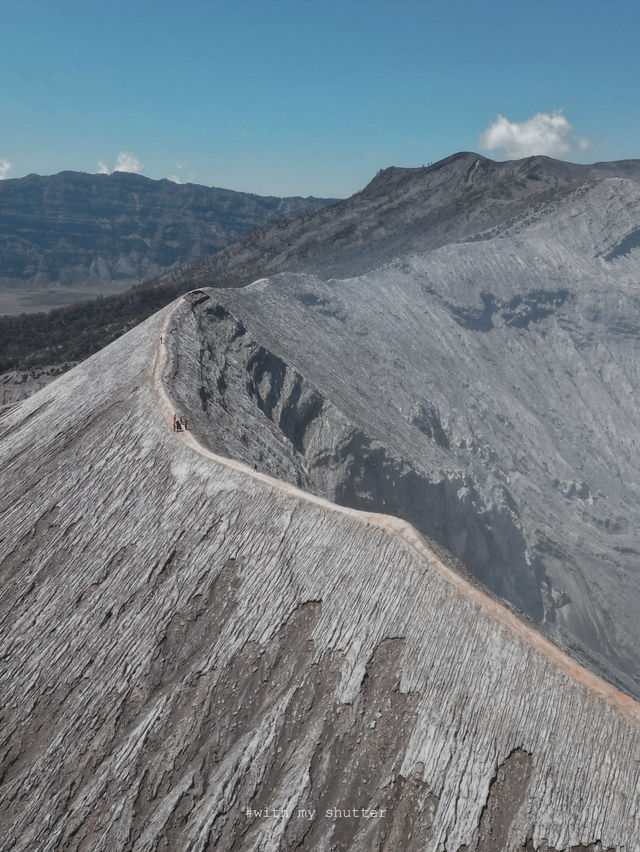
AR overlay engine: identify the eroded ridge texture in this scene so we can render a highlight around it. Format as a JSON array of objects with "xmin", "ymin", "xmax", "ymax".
[
  {"xmin": 169, "ymin": 176, "xmax": 640, "ymax": 703},
  {"xmin": 0, "ymin": 299, "xmax": 639, "ymax": 851}
]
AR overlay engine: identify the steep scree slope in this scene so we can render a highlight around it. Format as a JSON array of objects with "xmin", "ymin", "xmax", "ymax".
[
  {"xmin": 168, "ymin": 177, "xmax": 640, "ymax": 702},
  {"xmin": 159, "ymin": 151, "xmax": 640, "ymax": 288},
  {"xmin": 0, "ymin": 298, "xmax": 639, "ymax": 850}
]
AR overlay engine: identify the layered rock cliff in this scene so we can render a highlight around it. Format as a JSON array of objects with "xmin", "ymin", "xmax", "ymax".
[
  {"xmin": 0, "ymin": 170, "xmax": 334, "ymax": 294},
  {"xmin": 0, "ymin": 296, "xmax": 639, "ymax": 850}
]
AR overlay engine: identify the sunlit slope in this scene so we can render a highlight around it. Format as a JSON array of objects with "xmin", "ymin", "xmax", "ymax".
[
  {"xmin": 0, "ymin": 296, "xmax": 639, "ymax": 850},
  {"xmin": 170, "ymin": 178, "xmax": 640, "ymax": 702},
  {"xmin": 161, "ymin": 152, "xmax": 640, "ymax": 288}
]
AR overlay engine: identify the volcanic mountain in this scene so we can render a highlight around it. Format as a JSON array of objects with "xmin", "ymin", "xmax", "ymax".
[
  {"xmin": 2, "ymin": 153, "xmax": 640, "ymax": 849},
  {"xmin": 0, "ymin": 294, "xmax": 639, "ymax": 850},
  {"xmin": 3, "ymin": 152, "xmax": 640, "ymax": 371},
  {"xmin": 159, "ymin": 150, "xmax": 640, "ymax": 287},
  {"xmin": 0, "ymin": 170, "xmax": 334, "ymax": 312},
  {"xmin": 164, "ymin": 155, "xmax": 640, "ymax": 705}
]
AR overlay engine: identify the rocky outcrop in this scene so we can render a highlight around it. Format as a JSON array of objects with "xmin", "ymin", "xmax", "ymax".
[
  {"xmin": 0, "ymin": 297, "xmax": 639, "ymax": 850},
  {"xmin": 0, "ymin": 170, "xmax": 334, "ymax": 293}
]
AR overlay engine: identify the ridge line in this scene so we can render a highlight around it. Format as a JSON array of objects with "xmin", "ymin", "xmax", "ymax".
[{"xmin": 152, "ymin": 293, "xmax": 640, "ymax": 730}]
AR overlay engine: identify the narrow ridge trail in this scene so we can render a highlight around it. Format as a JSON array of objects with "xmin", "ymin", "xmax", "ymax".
[
  {"xmin": 155, "ymin": 292, "xmax": 640, "ymax": 730},
  {"xmin": 1, "ymin": 291, "xmax": 639, "ymax": 850}
]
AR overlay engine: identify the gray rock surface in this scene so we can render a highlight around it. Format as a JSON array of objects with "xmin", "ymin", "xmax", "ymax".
[
  {"xmin": 0, "ymin": 299, "xmax": 639, "ymax": 850},
  {"xmin": 168, "ymin": 174, "xmax": 640, "ymax": 702}
]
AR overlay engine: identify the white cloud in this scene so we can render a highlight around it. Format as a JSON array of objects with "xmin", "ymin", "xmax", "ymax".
[
  {"xmin": 97, "ymin": 152, "xmax": 142, "ymax": 174},
  {"xmin": 0, "ymin": 159, "xmax": 11, "ymax": 180},
  {"xmin": 479, "ymin": 110, "xmax": 589, "ymax": 160},
  {"xmin": 166, "ymin": 174, "xmax": 181, "ymax": 183},
  {"xmin": 114, "ymin": 151, "xmax": 142, "ymax": 173}
]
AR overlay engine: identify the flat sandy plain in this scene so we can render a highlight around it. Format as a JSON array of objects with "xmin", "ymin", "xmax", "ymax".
[{"xmin": 0, "ymin": 281, "xmax": 136, "ymax": 315}]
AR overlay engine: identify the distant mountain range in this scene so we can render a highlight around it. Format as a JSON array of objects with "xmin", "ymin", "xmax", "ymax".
[{"xmin": 0, "ymin": 170, "xmax": 335, "ymax": 299}]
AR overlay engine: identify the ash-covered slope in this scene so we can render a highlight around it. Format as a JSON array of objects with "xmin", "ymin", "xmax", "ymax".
[
  {"xmin": 170, "ymin": 175, "xmax": 640, "ymax": 702},
  {"xmin": 160, "ymin": 151, "xmax": 640, "ymax": 288},
  {"xmin": 0, "ymin": 170, "xmax": 334, "ymax": 294},
  {"xmin": 1, "ymin": 295, "xmax": 639, "ymax": 851}
]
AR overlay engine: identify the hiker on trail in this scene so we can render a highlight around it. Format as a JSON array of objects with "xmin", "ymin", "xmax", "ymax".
[{"xmin": 170, "ymin": 413, "xmax": 188, "ymax": 433}]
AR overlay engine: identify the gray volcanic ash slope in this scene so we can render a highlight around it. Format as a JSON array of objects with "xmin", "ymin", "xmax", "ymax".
[
  {"xmin": 161, "ymin": 151, "xmax": 640, "ymax": 288},
  {"xmin": 1, "ymin": 299, "xmax": 640, "ymax": 851},
  {"xmin": 170, "ymin": 175, "xmax": 640, "ymax": 702},
  {"xmin": 0, "ymin": 362, "xmax": 77, "ymax": 408}
]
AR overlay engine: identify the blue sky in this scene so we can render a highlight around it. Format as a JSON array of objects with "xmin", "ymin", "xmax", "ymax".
[{"xmin": 2, "ymin": 0, "xmax": 639, "ymax": 197}]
